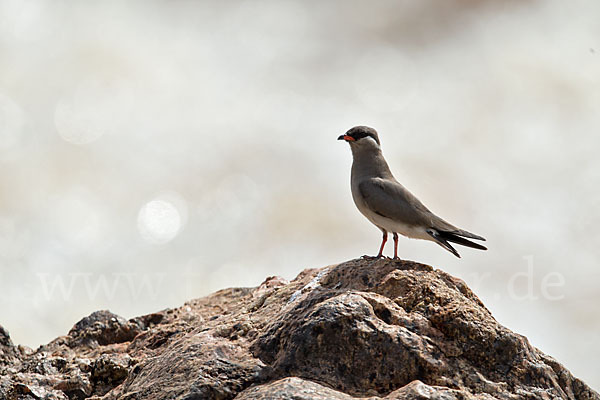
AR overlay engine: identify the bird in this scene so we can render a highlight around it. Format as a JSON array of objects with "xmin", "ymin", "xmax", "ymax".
[{"xmin": 338, "ymin": 125, "xmax": 486, "ymax": 258}]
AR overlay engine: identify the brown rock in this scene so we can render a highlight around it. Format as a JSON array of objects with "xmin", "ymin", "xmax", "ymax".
[
  {"xmin": 0, "ymin": 259, "xmax": 597, "ymax": 399},
  {"xmin": 234, "ymin": 377, "xmax": 356, "ymax": 399},
  {"xmin": 0, "ymin": 325, "xmax": 19, "ymax": 365},
  {"xmin": 1, "ymin": 325, "xmax": 13, "ymax": 347},
  {"xmin": 67, "ymin": 310, "xmax": 143, "ymax": 348},
  {"xmin": 90, "ymin": 353, "xmax": 132, "ymax": 396}
]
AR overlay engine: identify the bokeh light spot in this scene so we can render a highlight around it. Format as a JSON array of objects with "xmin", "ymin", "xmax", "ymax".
[{"xmin": 137, "ymin": 199, "xmax": 183, "ymax": 245}]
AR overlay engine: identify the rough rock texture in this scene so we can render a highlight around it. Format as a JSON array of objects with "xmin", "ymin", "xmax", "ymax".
[{"xmin": 1, "ymin": 258, "xmax": 598, "ymax": 400}]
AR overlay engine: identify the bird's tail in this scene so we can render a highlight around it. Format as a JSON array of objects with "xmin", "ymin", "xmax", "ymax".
[{"xmin": 427, "ymin": 229, "xmax": 487, "ymax": 258}]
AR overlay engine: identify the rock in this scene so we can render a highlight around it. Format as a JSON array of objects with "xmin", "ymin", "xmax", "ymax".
[
  {"xmin": 105, "ymin": 331, "xmax": 264, "ymax": 400},
  {"xmin": 91, "ymin": 354, "xmax": 132, "ymax": 396},
  {"xmin": 1, "ymin": 325, "xmax": 13, "ymax": 347},
  {"xmin": 1, "ymin": 325, "xmax": 18, "ymax": 366},
  {"xmin": 252, "ymin": 260, "xmax": 547, "ymax": 397},
  {"xmin": 0, "ymin": 325, "xmax": 21, "ymax": 399},
  {"xmin": 67, "ymin": 310, "xmax": 142, "ymax": 348},
  {"xmin": 235, "ymin": 377, "xmax": 490, "ymax": 400},
  {"xmin": 0, "ymin": 258, "xmax": 597, "ymax": 400},
  {"xmin": 234, "ymin": 377, "xmax": 356, "ymax": 399}
]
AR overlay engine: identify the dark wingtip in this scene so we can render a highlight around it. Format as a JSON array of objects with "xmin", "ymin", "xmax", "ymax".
[
  {"xmin": 445, "ymin": 229, "xmax": 486, "ymax": 242},
  {"xmin": 450, "ymin": 245, "xmax": 461, "ymax": 258},
  {"xmin": 462, "ymin": 231, "xmax": 486, "ymax": 241},
  {"xmin": 438, "ymin": 231, "xmax": 487, "ymax": 251}
]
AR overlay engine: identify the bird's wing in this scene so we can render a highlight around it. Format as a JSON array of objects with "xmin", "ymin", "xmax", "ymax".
[
  {"xmin": 358, "ymin": 178, "xmax": 486, "ymax": 241},
  {"xmin": 358, "ymin": 178, "xmax": 437, "ymax": 227}
]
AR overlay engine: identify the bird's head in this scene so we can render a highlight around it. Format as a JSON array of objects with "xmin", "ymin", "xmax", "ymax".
[{"xmin": 337, "ymin": 126, "xmax": 381, "ymax": 149}]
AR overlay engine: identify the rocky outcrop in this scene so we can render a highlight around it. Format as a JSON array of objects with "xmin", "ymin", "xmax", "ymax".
[{"xmin": 1, "ymin": 258, "xmax": 597, "ymax": 399}]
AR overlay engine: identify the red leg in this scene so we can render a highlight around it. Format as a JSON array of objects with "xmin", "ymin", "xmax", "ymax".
[
  {"xmin": 393, "ymin": 233, "xmax": 399, "ymax": 259},
  {"xmin": 377, "ymin": 231, "xmax": 388, "ymax": 258}
]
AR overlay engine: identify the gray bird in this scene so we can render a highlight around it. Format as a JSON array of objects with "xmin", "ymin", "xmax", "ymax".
[{"xmin": 338, "ymin": 126, "xmax": 486, "ymax": 258}]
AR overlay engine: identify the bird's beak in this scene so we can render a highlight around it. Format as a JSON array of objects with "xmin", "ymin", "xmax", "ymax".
[{"xmin": 337, "ymin": 135, "xmax": 355, "ymax": 142}]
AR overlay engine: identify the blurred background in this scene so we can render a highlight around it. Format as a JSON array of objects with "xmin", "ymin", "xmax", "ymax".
[{"xmin": 0, "ymin": 0, "xmax": 598, "ymax": 390}]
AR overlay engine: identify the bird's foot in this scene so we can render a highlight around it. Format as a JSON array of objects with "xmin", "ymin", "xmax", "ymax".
[{"xmin": 361, "ymin": 254, "xmax": 384, "ymax": 260}]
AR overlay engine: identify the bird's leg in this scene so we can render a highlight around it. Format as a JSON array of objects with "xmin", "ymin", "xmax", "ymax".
[
  {"xmin": 393, "ymin": 232, "xmax": 399, "ymax": 259},
  {"xmin": 376, "ymin": 231, "xmax": 388, "ymax": 258}
]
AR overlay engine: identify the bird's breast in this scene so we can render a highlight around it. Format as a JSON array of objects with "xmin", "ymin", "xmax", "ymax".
[{"xmin": 350, "ymin": 181, "xmax": 429, "ymax": 240}]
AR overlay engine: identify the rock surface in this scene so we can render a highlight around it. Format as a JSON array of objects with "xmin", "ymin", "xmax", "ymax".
[{"xmin": 0, "ymin": 258, "xmax": 597, "ymax": 400}]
